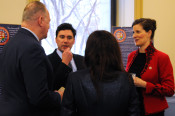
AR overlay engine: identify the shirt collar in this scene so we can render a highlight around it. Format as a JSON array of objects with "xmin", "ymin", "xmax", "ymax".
[{"xmin": 56, "ymin": 49, "xmax": 63, "ymax": 58}]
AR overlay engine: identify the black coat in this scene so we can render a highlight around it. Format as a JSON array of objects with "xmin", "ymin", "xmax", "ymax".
[
  {"xmin": 61, "ymin": 69, "xmax": 140, "ymax": 116},
  {"xmin": 0, "ymin": 28, "xmax": 61, "ymax": 116},
  {"xmin": 47, "ymin": 49, "xmax": 85, "ymax": 90}
]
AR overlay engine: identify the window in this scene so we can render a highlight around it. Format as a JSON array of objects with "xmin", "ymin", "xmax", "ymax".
[{"xmin": 41, "ymin": 0, "xmax": 111, "ymax": 55}]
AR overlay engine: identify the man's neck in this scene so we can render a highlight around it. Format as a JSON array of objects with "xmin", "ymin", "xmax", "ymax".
[{"xmin": 21, "ymin": 21, "xmax": 41, "ymax": 40}]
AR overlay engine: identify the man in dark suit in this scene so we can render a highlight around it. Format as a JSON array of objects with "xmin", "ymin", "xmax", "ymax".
[
  {"xmin": 48, "ymin": 23, "xmax": 85, "ymax": 90},
  {"xmin": 0, "ymin": 1, "xmax": 63, "ymax": 116}
]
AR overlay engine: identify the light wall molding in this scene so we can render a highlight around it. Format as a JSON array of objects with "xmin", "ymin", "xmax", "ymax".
[{"xmin": 134, "ymin": 0, "xmax": 143, "ymax": 19}]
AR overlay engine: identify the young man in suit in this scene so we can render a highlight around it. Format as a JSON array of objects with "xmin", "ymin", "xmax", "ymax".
[
  {"xmin": 0, "ymin": 1, "xmax": 63, "ymax": 116},
  {"xmin": 47, "ymin": 23, "xmax": 85, "ymax": 90}
]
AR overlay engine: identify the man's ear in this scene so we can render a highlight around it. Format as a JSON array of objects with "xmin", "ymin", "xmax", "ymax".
[{"xmin": 38, "ymin": 16, "xmax": 44, "ymax": 27}]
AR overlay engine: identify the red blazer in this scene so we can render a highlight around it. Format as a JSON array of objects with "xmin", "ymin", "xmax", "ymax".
[{"xmin": 126, "ymin": 43, "xmax": 174, "ymax": 115}]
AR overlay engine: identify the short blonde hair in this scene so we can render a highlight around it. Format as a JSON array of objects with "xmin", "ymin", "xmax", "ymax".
[{"xmin": 22, "ymin": 1, "xmax": 46, "ymax": 22}]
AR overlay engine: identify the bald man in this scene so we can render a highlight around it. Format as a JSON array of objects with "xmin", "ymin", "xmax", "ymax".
[{"xmin": 0, "ymin": 1, "xmax": 63, "ymax": 116}]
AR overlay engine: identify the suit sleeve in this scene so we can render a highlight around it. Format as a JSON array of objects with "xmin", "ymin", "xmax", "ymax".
[
  {"xmin": 54, "ymin": 62, "xmax": 72, "ymax": 89},
  {"xmin": 20, "ymin": 43, "xmax": 61, "ymax": 109}
]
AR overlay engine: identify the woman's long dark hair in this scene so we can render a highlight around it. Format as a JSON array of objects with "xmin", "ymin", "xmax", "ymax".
[{"xmin": 85, "ymin": 30, "xmax": 125, "ymax": 97}]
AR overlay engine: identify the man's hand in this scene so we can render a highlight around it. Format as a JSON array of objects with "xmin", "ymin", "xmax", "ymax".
[
  {"xmin": 62, "ymin": 48, "xmax": 73, "ymax": 65},
  {"xmin": 55, "ymin": 87, "xmax": 65, "ymax": 101}
]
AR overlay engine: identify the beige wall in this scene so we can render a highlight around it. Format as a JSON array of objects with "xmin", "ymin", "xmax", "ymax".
[
  {"xmin": 0, "ymin": 0, "xmax": 27, "ymax": 24},
  {"xmin": 143, "ymin": 0, "xmax": 175, "ymax": 77}
]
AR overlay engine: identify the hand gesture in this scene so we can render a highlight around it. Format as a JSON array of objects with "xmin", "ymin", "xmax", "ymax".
[
  {"xmin": 132, "ymin": 76, "xmax": 147, "ymax": 88},
  {"xmin": 62, "ymin": 48, "xmax": 73, "ymax": 65},
  {"xmin": 55, "ymin": 87, "xmax": 65, "ymax": 101}
]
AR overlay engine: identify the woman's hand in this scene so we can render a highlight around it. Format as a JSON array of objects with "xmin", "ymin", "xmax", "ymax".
[{"xmin": 133, "ymin": 76, "xmax": 147, "ymax": 88}]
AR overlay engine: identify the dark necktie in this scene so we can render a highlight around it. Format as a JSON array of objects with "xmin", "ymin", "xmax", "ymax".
[{"xmin": 68, "ymin": 63, "xmax": 72, "ymax": 69}]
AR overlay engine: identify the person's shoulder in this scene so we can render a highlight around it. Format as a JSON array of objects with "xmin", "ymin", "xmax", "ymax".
[
  {"xmin": 47, "ymin": 49, "xmax": 57, "ymax": 57},
  {"xmin": 69, "ymin": 69, "xmax": 89, "ymax": 80},
  {"xmin": 127, "ymin": 50, "xmax": 137, "ymax": 58},
  {"xmin": 13, "ymin": 29, "xmax": 41, "ymax": 51},
  {"xmin": 114, "ymin": 71, "xmax": 134, "ymax": 86},
  {"xmin": 155, "ymin": 49, "xmax": 170, "ymax": 59},
  {"xmin": 18, "ymin": 28, "xmax": 38, "ymax": 41},
  {"xmin": 73, "ymin": 54, "xmax": 85, "ymax": 65},
  {"xmin": 115, "ymin": 71, "xmax": 129, "ymax": 78},
  {"xmin": 67, "ymin": 69, "xmax": 91, "ymax": 88},
  {"xmin": 47, "ymin": 50, "xmax": 62, "ymax": 65},
  {"xmin": 71, "ymin": 68, "xmax": 89, "ymax": 76},
  {"xmin": 73, "ymin": 53, "xmax": 84, "ymax": 58},
  {"xmin": 129, "ymin": 50, "xmax": 137, "ymax": 55}
]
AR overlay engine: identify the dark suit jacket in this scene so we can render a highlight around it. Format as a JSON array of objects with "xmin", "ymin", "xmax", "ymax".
[
  {"xmin": 61, "ymin": 69, "xmax": 140, "ymax": 116},
  {"xmin": 0, "ymin": 28, "xmax": 61, "ymax": 116},
  {"xmin": 47, "ymin": 49, "xmax": 85, "ymax": 90}
]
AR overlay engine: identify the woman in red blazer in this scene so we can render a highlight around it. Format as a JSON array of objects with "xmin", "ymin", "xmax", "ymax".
[{"xmin": 126, "ymin": 18, "xmax": 174, "ymax": 116}]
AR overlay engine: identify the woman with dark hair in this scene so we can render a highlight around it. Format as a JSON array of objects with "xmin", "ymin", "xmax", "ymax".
[
  {"xmin": 60, "ymin": 30, "xmax": 139, "ymax": 116},
  {"xmin": 126, "ymin": 18, "xmax": 174, "ymax": 116}
]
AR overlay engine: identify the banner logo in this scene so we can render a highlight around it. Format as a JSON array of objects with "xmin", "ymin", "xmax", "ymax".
[
  {"xmin": 114, "ymin": 29, "xmax": 126, "ymax": 42},
  {"xmin": 0, "ymin": 27, "xmax": 9, "ymax": 45}
]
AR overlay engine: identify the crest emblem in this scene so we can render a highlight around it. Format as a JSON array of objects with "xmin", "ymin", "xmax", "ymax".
[
  {"xmin": 114, "ymin": 29, "xmax": 126, "ymax": 43},
  {"xmin": 0, "ymin": 27, "xmax": 9, "ymax": 45}
]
